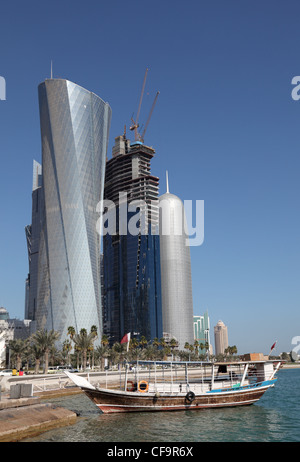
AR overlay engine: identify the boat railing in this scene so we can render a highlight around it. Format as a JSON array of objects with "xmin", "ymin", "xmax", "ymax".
[{"xmin": 104, "ymin": 360, "xmax": 280, "ymax": 395}]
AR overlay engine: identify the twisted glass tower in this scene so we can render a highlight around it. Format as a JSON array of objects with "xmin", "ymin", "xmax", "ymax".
[{"xmin": 36, "ymin": 79, "xmax": 111, "ymax": 346}]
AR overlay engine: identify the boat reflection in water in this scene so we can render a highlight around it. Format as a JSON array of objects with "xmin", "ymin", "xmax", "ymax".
[{"xmin": 65, "ymin": 360, "xmax": 282, "ymax": 414}]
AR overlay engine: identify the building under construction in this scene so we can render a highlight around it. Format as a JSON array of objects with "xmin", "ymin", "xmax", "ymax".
[{"xmin": 102, "ymin": 134, "xmax": 163, "ymax": 345}]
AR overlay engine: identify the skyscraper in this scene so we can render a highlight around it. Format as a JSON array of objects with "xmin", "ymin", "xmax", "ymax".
[
  {"xmin": 102, "ymin": 135, "xmax": 162, "ymax": 345},
  {"xmin": 214, "ymin": 320, "xmax": 229, "ymax": 355},
  {"xmin": 159, "ymin": 175, "xmax": 194, "ymax": 349},
  {"xmin": 27, "ymin": 78, "xmax": 111, "ymax": 346},
  {"xmin": 25, "ymin": 160, "xmax": 43, "ymax": 323},
  {"xmin": 193, "ymin": 311, "xmax": 210, "ymax": 353}
]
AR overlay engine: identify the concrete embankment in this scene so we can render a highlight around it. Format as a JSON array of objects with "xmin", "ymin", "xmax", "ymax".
[
  {"xmin": 0, "ymin": 395, "xmax": 77, "ymax": 442},
  {"xmin": 0, "ymin": 370, "xmax": 121, "ymax": 442}
]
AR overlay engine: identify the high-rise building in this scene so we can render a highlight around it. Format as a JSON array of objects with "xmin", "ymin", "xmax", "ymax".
[
  {"xmin": 25, "ymin": 160, "xmax": 43, "ymax": 323},
  {"xmin": 159, "ymin": 175, "xmax": 194, "ymax": 350},
  {"xmin": 193, "ymin": 311, "xmax": 210, "ymax": 353},
  {"xmin": 102, "ymin": 135, "xmax": 162, "ymax": 345},
  {"xmin": 214, "ymin": 320, "xmax": 229, "ymax": 355},
  {"xmin": 26, "ymin": 78, "xmax": 111, "ymax": 347}
]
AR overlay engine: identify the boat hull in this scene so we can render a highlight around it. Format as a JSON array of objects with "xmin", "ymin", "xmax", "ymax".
[{"xmin": 81, "ymin": 382, "xmax": 274, "ymax": 414}]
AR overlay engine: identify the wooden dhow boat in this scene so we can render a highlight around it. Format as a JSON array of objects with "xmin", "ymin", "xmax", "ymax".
[{"xmin": 65, "ymin": 359, "xmax": 282, "ymax": 414}]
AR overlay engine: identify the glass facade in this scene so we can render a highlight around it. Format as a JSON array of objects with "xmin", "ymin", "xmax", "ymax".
[
  {"xmin": 103, "ymin": 136, "xmax": 163, "ymax": 345},
  {"xmin": 25, "ymin": 160, "xmax": 43, "ymax": 322},
  {"xmin": 103, "ymin": 224, "xmax": 162, "ymax": 344},
  {"xmin": 34, "ymin": 79, "xmax": 111, "ymax": 346},
  {"xmin": 193, "ymin": 312, "xmax": 210, "ymax": 353}
]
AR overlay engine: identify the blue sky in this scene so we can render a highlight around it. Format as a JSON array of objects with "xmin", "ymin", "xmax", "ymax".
[{"xmin": 0, "ymin": 1, "xmax": 299, "ymax": 354}]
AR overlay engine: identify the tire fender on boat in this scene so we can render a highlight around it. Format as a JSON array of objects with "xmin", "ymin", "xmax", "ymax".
[
  {"xmin": 138, "ymin": 380, "xmax": 149, "ymax": 392},
  {"xmin": 186, "ymin": 391, "xmax": 195, "ymax": 402},
  {"xmin": 126, "ymin": 381, "xmax": 135, "ymax": 392}
]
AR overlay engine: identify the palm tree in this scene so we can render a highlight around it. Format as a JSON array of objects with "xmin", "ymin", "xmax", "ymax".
[
  {"xmin": 67, "ymin": 326, "xmax": 76, "ymax": 341},
  {"xmin": 31, "ymin": 329, "xmax": 60, "ymax": 373},
  {"xmin": 62, "ymin": 339, "xmax": 72, "ymax": 367},
  {"xmin": 194, "ymin": 340, "xmax": 199, "ymax": 357},
  {"xmin": 184, "ymin": 342, "xmax": 190, "ymax": 351},
  {"xmin": 152, "ymin": 337, "xmax": 160, "ymax": 350},
  {"xmin": 95, "ymin": 344, "xmax": 109, "ymax": 370},
  {"xmin": 72, "ymin": 329, "xmax": 95, "ymax": 370},
  {"xmin": 101, "ymin": 334, "xmax": 109, "ymax": 348},
  {"xmin": 30, "ymin": 343, "xmax": 44, "ymax": 374},
  {"xmin": 160, "ymin": 337, "xmax": 166, "ymax": 349},
  {"xmin": 139, "ymin": 335, "xmax": 148, "ymax": 349},
  {"xmin": 89, "ymin": 326, "xmax": 98, "ymax": 369},
  {"xmin": 8, "ymin": 339, "xmax": 27, "ymax": 371},
  {"xmin": 170, "ymin": 338, "xmax": 178, "ymax": 360},
  {"xmin": 128, "ymin": 337, "xmax": 141, "ymax": 361}
]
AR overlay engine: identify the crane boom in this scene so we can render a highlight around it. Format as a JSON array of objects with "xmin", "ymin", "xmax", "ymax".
[
  {"xmin": 136, "ymin": 68, "xmax": 148, "ymax": 125},
  {"xmin": 130, "ymin": 68, "xmax": 159, "ymax": 143},
  {"xmin": 130, "ymin": 68, "xmax": 149, "ymax": 141},
  {"xmin": 141, "ymin": 91, "xmax": 160, "ymax": 142}
]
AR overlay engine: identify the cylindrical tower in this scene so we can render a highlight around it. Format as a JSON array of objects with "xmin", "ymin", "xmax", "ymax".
[{"xmin": 159, "ymin": 175, "xmax": 194, "ymax": 349}]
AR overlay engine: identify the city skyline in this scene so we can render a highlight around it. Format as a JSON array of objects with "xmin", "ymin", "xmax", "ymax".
[{"xmin": 0, "ymin": 1, "xmax": 299, "ymax": 355}]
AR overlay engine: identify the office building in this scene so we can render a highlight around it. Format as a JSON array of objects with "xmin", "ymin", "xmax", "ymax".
[
  {"xmin": 193, "ymin": 311, "xmax": 210, "ymax": 353},
  {"xmin": 102, "ymin": 135, "xmax": 162, "ymax": 345},
  {"xmin": 26, "ymin": 78, "xmax": 111, "ymax": 347},
  {"xmin": 214, "ymin": 320, "xmax": 229, "ymax": 355},
  {"xmin": 25, "ymin": 160, "xmax": 43, "ymax": 322},
  {"xmin": 159, "ymin": 174, "xmax": 194, "ymax": 350}
]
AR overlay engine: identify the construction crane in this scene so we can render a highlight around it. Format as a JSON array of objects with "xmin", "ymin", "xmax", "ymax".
[
  {"xmin": 130, "ymin": 68, "xmax": 159, "ymax": 143},
  {"xmin": 130, "ymin": 68, "xmax": 149, "ymax": 141},
  {"xmin": 140, "ymin": 90, "xmax": 159, "ymax": 143}
]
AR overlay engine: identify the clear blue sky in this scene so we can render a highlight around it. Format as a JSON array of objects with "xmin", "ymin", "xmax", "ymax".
[{"xmin": 0, "ymin": 1, "xmax": 299, "ymax": 354}]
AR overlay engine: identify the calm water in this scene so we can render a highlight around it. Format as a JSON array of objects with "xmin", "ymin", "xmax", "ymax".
[{"xmin": 23, "ymin": 368, "xmax": 300, "ymax": 443}]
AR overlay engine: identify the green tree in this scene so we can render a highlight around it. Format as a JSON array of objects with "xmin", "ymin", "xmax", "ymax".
[
  {"xmin": 62, "ymin": 339, "xmax": 72, "ymax": 367},
  {"xmin": 72, "ymin": 329, "xmax": 95, "ymax": 370},
  {"xmin": 139, "ymin": 336, "xmax": 148, "ymax": 349},
  {"xmin": 31, "ymin": 329, "xmax": 60, "ymax": 373},
  {"xmin": 152, "ymin": 337, "xmax": 160, "ymax": 350},
  {"xmin": 95, "ymin": 344, "xmax": 109, "ymax": 370},
  {"xmin": 194, "ymin": 340, "xmax": 199, "ymax": 357},
  {"xmin": 30, "ymin": 343, "xmax": 44, "ymax": 374},
  {"xmin": 8, "ymin": 339, "xmax": 27, "ymax": 370}
]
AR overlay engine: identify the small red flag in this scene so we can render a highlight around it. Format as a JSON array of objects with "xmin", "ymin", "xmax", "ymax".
[
  {"xmin": 121, "ymin": 333, "xmax": 131, "ymax": 344},
  {"xmin": 270, "ymin": 341, "xmax": 277, "ymax": 351}
]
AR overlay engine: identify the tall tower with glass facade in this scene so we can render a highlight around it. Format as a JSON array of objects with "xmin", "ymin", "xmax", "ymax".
[
  {"xmin": 159, "ymin": 175, "xmax": 194, "ymax": 349},
  {"xmin": 193, "ymin": 312, "xmax": 210, "ymax": 353},
  {"xmin": 31, "ymin": 78, "xmax": 111, "ymax": 346},
  {"xmin": 102, "ymin": 135, "xmax": 162, "ymax": 345},
  {"xmin": 25, "ymin": 160, "xmax": 43, "ymax": 324}
]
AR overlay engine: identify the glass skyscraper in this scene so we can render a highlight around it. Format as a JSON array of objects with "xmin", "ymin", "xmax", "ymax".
[
  {"xmin": 193, "ymin": 312, "xmax": 210, "ymax": 353},
  {"xmin": 25, "ymin": 160, "xmax": 43, "ymax": 323},
  {"xmin": 27, "ymin": 78, "xmax": 111, "ymax": 346},
  {"xmin": 102, "ymin": 135, "xmax": 162, "ymax": 345}
]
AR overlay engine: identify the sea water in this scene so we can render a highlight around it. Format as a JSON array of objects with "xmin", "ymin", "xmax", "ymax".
[{"xmin": 22, "ymin": 368, "xmax": 300, "ymax": 443}]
